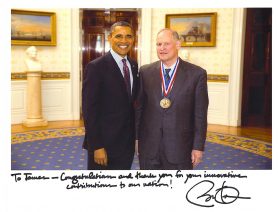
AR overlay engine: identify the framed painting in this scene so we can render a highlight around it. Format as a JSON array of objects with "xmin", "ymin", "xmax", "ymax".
[
  {"xmin": 11, "ymin": 10, "xmax": 56, "ymax": 46},
  {"xmin": 166, "ymin": 13, "xmax": 217, "ymax": 47}
]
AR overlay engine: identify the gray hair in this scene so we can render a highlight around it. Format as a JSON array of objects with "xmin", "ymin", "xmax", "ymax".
[{"xmin": 157, "ymin": 28, "xmax": 180, "ymax": 40}]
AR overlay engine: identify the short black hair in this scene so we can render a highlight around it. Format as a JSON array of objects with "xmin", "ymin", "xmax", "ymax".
[{"xmin": 110, "ymin": 21, "xmax": 133, "ymax": 33}]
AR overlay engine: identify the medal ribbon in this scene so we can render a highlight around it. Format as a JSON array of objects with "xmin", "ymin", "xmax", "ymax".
[{"xmin": 160, "ymin": 59, "xmax": 179, "ymax": 97}]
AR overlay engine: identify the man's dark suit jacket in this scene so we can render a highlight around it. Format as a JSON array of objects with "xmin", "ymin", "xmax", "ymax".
[
  {"xmin": 82, "ymin": 51, "xmax": 139, "ymax": 159},
  {"xmin": 136, "ymin": 58, "xmax": 208, "ymax": 168}
]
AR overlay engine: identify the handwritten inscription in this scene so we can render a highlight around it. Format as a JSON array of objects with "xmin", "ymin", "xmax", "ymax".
[
  {"xmin": 11, "ymin": 173, "xmax": 49, "ymax": 182},
  {"xmin": 11, "ymin": 170, "xmax": 251, "ymax": 207}
]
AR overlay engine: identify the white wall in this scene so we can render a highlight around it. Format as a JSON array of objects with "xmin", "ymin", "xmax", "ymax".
[
  {"xmin": 207, "ymin": 83, "xmax": 229, "ymax": 125},
  {"xmin": 11, "ymin": 8, "xmax": 81, "ymax": 124},
  {"xmin": 11, "ymin": 80, "xmax": 73, "ymax": 123}
]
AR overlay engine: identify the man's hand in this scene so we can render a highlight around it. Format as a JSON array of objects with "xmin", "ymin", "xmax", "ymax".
[
  {"xmin": 191, "ymin": 150, "xmax": 203, "ymax": 168},
  {"xmin": 94, "ymin": 148, "xmax": 108, "ymax": 166}
]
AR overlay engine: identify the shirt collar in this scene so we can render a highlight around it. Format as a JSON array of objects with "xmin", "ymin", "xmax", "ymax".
[
  {"xmin": 110, "ymin": 49, "xmax": 128, "ymax": 63},
  {"xmin": 162, "ymin": 58, "xmax": 179, "ymax": 74}
]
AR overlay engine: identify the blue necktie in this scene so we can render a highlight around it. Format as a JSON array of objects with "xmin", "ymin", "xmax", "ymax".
[{"xmin": 164, "ymin": 68, "xmax": 171, "ymax": 90}]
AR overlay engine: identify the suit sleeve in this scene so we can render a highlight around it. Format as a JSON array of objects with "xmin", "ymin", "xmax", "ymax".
[
  {"xmin": 135, "ymin": 68, "xmax": 145, "ymax": 140},
  {"xmin": 82, "ymin": 62, "xmax": 103, "ymax": 152},
  {"xmin": 193, "ymin": 69, "xmax": 209, "ymax": 151}
]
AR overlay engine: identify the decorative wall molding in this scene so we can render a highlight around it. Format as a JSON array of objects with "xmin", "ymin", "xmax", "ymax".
[
  {"xmin": 11, "ymin": 80, "xmax": 73, "ymax": 124},
  {"xmin": 208, "ymin": 74, "xmax": 229, "ymax": 82},
  {"xmin": 11, "ymin": 72, "xmax": 228, "ymax": 83},
  {"xmin": 228, "ymin": 8, "xmax": 246, "ymax": 126},
  {"xmin": 139, "ymin": 8, "xmax": 152, "ymax": 66},
  {"xmin": 70, "ymin": 8, "xmax": 82, "ymax": 121},
  {"xmin": 11, "ymin": 82, "xmax": 27, "ymax": 119},
  {"xmin": 11, "ymin": 72, "xmax": 70, "ymax": 80},
  {"xmin": 11, "ymin": 73, "xmax": 27, "ymax": 80},
  {"xmin": 207, "ymin": 82, "xmax": 229, "ymax": 125}
]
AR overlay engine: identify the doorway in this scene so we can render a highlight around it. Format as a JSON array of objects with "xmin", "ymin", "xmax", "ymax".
[{"xmin": 241, "ymin": 8, "xmax": 272, "ymax": 127}]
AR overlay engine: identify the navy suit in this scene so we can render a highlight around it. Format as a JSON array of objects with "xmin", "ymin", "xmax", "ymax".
[
  {"xmin": 82, "ymin": 51, "xmax": 139, "ymax": 169},
  {"xmin": 136, "ymin": 58, "xmax": 208, "ymax": 169}
]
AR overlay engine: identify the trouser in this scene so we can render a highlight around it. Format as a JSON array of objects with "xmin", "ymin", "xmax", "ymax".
[{"xmin": 139, "ymin": 144, "xmax": 193, "ymax": 170}]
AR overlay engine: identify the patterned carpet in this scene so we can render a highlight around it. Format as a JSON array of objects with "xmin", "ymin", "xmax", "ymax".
[{"xmin": 11, "ymin": 127, "xmax": 272, "ymax": 170}]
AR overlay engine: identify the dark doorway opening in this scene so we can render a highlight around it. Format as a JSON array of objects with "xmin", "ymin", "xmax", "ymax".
[{"xmin": 241, "ymin": 8, "xmax": 272, "ymax": 127}]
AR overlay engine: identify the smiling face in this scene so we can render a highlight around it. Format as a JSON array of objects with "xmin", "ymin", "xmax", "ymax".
[
  {"xmin": 156, "ymin": 29, "xmax": 181, "ymax": 66},
  {"xmin": 109, "ymin": 26, "xmax": 134, "ymax": 57}
]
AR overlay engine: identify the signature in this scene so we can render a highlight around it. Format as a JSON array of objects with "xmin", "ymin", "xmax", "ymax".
[{"xmin": 186, "ymin": 180, "xmax": 251, "ymax": 207}]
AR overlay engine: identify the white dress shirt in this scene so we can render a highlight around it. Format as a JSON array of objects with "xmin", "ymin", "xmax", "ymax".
[{"xmin": 110, "ymin": 49, "xmax": 133, "ymax": 92}]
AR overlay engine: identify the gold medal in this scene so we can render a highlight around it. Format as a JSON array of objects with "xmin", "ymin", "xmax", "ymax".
[{"xmin": 160, "ymin": 98, "xmax": 171, "ymax": 109}]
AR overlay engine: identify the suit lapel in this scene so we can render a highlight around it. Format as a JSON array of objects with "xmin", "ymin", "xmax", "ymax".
[
  {"xmin": 168, "ymin": 58, "xmax": 187, "ymax": 102},
  {"xmin": 106, "ymin": 52, "xmax": 123, "ymax": 79},
  {"xmin": 151, "ymin": 62, "xmax": 164, "ymax": 105},
  {"xmin": 127, "ymin": 57, "xmax": 138, "ymax": 99},
  {"xmin": 105, "ymin": 52, "xmax": 128, "ymax": 94}
]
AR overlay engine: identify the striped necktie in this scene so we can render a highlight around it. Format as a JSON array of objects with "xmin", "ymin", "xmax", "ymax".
[
  {"xmin": 164, "ymin": 68, "xmax": 171, "ymax": 90},
  {"xmin": 122, "ymin": 59, "xmax": 131, "ymax": 97}
]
